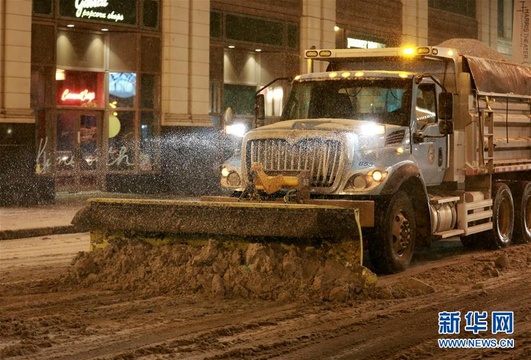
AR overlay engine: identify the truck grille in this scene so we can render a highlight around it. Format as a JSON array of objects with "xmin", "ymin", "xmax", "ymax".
[
  {"xmin": 246, "ymin": 138, "xmax": 342, "ymax": 188},
  {"xmin": 385, "ymin": 130, "xmax": 405, "ymax": 146}
]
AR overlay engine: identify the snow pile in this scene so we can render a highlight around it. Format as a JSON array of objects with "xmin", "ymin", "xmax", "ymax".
[{"xmin": 65, "ymin": 239, "xmax": 374, "ymax": 302}]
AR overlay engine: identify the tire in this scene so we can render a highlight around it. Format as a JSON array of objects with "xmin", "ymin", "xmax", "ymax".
[
  {"xmin": 369, "ymin": 191, "xmax": 416, "ymax": 274},
  {"xmin": 513, "ymin": 181, "xmax": 531, "ymax": 244},
  {"xmin": 486, "ymin": 182, "xmax": 514, "ymax": 249}
]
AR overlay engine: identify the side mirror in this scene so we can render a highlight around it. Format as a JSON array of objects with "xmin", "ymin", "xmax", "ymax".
[
  {"xmin": 255, "ymin": 94, "xmax": 265, "ymax": 128},
  {"xmin": 439, "ymin": 120, "xmax": 454, "ymax": 135},
  {"xmin": 438, "ymin": 92, "xmax": 453, "ymax": 120}
]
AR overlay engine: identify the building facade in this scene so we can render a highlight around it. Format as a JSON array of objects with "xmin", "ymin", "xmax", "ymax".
[{"xmin": 0, "ymin": 0, "xmax": 519, "ymax": 204}]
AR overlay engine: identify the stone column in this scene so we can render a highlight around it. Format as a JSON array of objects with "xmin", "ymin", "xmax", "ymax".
[
  {"xmin": 161, "ymin": 0, "xmax": 211, "ymax": 126},
  {"xmin": 0, "ymin": 0, "xmax": 33, "ymax": 123},
  {"xmin": 300, "ymin": 0, "xmax": 336, "ymax": 72},
  {"xmin": 476, "ymin": 0, "xmax": 498, "ymax": 49},
  {"xmin": 401, "ymin": 0, "xmax": 428, "ymax": 46}
]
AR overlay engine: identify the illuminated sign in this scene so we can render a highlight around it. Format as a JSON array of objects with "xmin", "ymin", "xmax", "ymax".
[
  {"xmin": 61, "ymin": 89, "xmax": 96, "ymax": 103},
  {"xmin": 59, "ymin": 0, "xmax": 137, "ymax": 25},
  {"xmin": 56, "ymin": 71, "xmax": 104, "ymax": 107}
]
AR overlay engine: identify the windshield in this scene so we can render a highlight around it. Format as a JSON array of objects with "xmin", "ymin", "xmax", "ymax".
[{"xmin": 282, "ymin": 78, "xmax": 412, "ymax": 126}]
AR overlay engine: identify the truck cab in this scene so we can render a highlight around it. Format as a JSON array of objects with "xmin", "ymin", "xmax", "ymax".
[{"xmin": 220, "ymin": 45, "xmax": 531, "ymax": 274}]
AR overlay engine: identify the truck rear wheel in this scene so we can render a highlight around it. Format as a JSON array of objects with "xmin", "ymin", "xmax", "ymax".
[
  {"xmin": 369, "ymin": 191, "xmax": 416, "ymax": 274},
  {"xmin": 486, "ymin": 182, "xmax": 514, "ymax": 249},
  {"xmin": 513, "ymin": 181, "xmax": 531, "ymax": 244}
]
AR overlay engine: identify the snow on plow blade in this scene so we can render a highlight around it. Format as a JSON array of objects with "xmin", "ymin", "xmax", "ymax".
[{"xmin": 72, "ymin": 198, "xmax": 376, "ymax": 287}]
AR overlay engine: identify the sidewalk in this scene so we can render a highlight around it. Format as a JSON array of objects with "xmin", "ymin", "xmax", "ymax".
[{"xmin": 0, "ymin": 192, "xmax": 189, "ymax": 240}]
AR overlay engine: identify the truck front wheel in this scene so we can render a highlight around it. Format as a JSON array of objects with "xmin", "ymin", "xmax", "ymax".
[
  {"xmin": 369, "ymin": 191, "xmax": 416, "ymax": 274},
  {"xmin": 486, "ymin": 182, "xmax": 514, "ymax": 249}
]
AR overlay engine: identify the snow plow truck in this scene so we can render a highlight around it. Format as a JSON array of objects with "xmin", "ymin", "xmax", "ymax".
[{"xmin": 74, "ymin": 42, "xmax": 531, "ymax": 277}]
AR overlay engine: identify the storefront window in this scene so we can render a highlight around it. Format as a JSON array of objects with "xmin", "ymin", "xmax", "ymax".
[
  {"xmin": 140, "ymin": 74, "xmax": 159, "ymax": 109},
  {"xmin": 140, "ymin": 112, "xmax": 158, "ymax": 171},
  {"xmin": 33, "ymin": 0, "xmax": 53, "ymax": 15},
  {"xmin": 210, "ymin": 11, "xmax": 222, "ymax": 38},
  {"xmin": 56, "ymin": 71, "xmax": 105, "ymax": 107},
  {"xmin": 57, "ymin": 31, "xmax": 104, "ymax": 70},
  {"xmin": 31, "ymin": 66, "xmax": 54, "ymax": 108},
  {"xmin": 141, "ymin": 36, "xmax": 161, "ymax": 72},
  {"xmin": 226, "ymin": 14, "xmax": 283, "ymax": 47},
  {"xmin": 56, "ymin": 112, "xmax": 76, "ymax": 171},
  {"xmin": 109, "ymin": 72, "xmax": 136, "ymax": 108},
  {"xmin": 109, "ymin": 33, "xmax": 137, "ymax": 71},
  {"xmin": 31, "ymin": 1, "xmax": 161, "ymax": 189},
  {"xmin": 79, "ymin": 115, "xmax": 98, "ymax": 171},
  {"xmin": 143, "ymin": 0, "xmax": 160, "ymax": 29},
  {"xmin": 224, "ymin": 84, "xmax": 256, "ymax": 115},
  {"xmin": 288, "ymin": 23, "xmax": 299, "ymax": 49},
  {"xmin": 108, "ymin": 111, "xmax": 135, "ymax": 170}
]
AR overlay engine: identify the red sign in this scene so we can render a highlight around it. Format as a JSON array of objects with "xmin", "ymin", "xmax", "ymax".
[
  {"xmin": 56, "ymin": 70, "xmax": 104, "ymax": 107},
  {"xmin": 60, "ymin": 89, "xmax": 96, "ymax": 103}
]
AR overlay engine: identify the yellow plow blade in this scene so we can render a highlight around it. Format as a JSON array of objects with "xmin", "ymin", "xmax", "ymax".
[{"xmin": 72, "ymin": 198, "xmax": 376, "ymax": 287}]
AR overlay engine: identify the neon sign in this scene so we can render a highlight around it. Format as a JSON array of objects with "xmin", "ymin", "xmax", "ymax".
[
  {"xmin": 59, "ymin": 0, "xmax": 137, "ymax": 25},
  {"xmin": 73, "ymin": 0, "xmax": 125, "ymax": 22},
  {"xmin": 61, "ymin": 89, "xmax": 96, "ymax": 103}
]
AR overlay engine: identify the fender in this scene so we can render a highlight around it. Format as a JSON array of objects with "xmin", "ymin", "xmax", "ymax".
[
  {"xmin": 379, "ymin": 164, "xmax": 432, "ymax": 246},
  {"xmin": 380, "ymin": 164, "xmax": 427, "ymax": 197}
]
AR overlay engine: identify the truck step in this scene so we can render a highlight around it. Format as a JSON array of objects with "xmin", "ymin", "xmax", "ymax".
[
  {"xmin": 429, "ymin": 196, "xmax": 460, "ymax": 205},
  {"xmin": 433, "ymin": 229, "xmax": 465, "ymax": 239}
]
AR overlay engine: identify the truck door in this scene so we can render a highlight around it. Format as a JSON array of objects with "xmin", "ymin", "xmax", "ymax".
[{"xmin": 411, "ymin": 83, "xmax": 448, "ymax": 185}]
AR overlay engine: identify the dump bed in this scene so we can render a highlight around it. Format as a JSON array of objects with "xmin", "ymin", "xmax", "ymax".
[{"xmin": 462, "ymin": 56, "xmax": 531, "ymax": 175}]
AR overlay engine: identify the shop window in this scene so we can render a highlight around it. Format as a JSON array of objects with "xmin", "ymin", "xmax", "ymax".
[
  {"xmin": 32, "ymin": 24, "xmax": 55, "ymax": 64},
  {"xmin": 347, "ymin": 38, "xmax": 386, "ymax": 49},
  {"xmin": 79, "ymin": 115, "xmax": 98, "ymax": 171},
  {"xmin": 143, "ymin": 0, "xmax": 159, "ymax": 29},
  {"xmin": 56, "ymin": 71, "xmax": 105, "ymax": 108},
  {"xmin": 31, "ymin": 66, "xmax": 54, "ymax": 108},
  {"xmin": 288, "ymin": 23, "xmax": 299, "ymax": 49},
  {"xmin": 140, "ymin": 112, "xmax": 159, "ymax": 171},
  {"xmin": 108, "ymin": 111, "xmax": 135, "ymax": 170},
  {"xmin": 209, "ymin": 80, "xmax": 223, "ymax": 119},
  {"xmin": 109, "ymin": 72, "xmax": 136, "ymax": 108},
  {"xmin": 57, "ymin": 31, "xmax": 104, "ymax": 70},
  {"xmin": 109, "ymin": 33, "xmax": 138, "ymax": 71},
  {"xmin": 224, "ymin": 84, "xmax": 257, "ymax": 116},
  {"xmin": 428, "ymin": 0, "xmax": 476, "ymax": 18},
  {"xmin": 140, "ymin": 74, "xmax": 159, "ymax": 109},
  {"xmin": 264, "ymin": 86, "xmax": 284, "ymax": 117},
  {"xmin": 33, "ymin": 0, "xmax": 53, "ymax": 15},
  {"xmin": 141, "ymin": 36, "xmax": 161, "ymax": 72},
  {"xmin": 498, "ymin": 0, "xmax": 513, "ymax": 39},
  {"xmin": 211, "ymin": 11, "xmax": 222, "ymax": 38},
  {"xmin": 226, "ymin": 14, "xmax": 283, "ymax": 47}
]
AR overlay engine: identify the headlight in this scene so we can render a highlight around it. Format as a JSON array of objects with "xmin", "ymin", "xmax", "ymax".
[
  {"xmin": 345, "ymin": 170, "xmax": 387, "ymax": 191},
  {"xmin": 221, "ymin": 167, "xmax": 231, "ymax": 177},
  {"xmin": 225, "ymin": 123, "xmax": 247, "ymax": 137},
  {"xmin": 371, "ymin": 170, "xmax": 383, "ymax": 182},
  {"xmin": 360, "ymin": 123, "xmax": 385, "ymax": 136}
]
